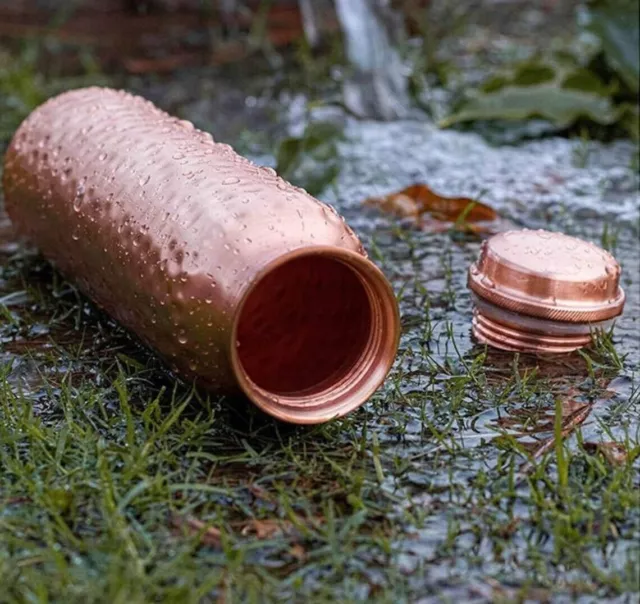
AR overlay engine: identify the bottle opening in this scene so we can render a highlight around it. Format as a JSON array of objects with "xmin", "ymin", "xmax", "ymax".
[
  {"xmin": 231, "ymin": 247, "xmax": 400, "ymax": 424},
  {"xmin": 236, "ymin": 255, "xmax": 373, "ymax": 395}
]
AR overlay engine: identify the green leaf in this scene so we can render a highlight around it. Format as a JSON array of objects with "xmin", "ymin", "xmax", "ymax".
[
  {"xmin": 560, "ymin": 68, "xmax": 614, "ymax": 96},
  {"xmin": 275, "ymin": 121, "xmax": 343, "ymax": 197},
  {"xmin": 302, "ymin": 121, "xmax": 344, "ymax": 149},
  {"xmin": 585, "ymin": 0, "xmax": 639, "ymax": 93},
  {"xmin": 441, "ymin": 60, "xmax": 621, "ymax": 130},
  {"xmin": 511, "ymin": 63, "xmax": 556, "ymax": 86},
  {"xmin": 618, "ymin": 103, "xmax": 640, "ymax": 140},
  {"xmin": 275, "ymin": 138, "xmax": 303, "ymax": 176},
  {"xmin": 441, "ymin": 82, "xmax": 620, "ymax": 129},
  {"xmin": 480, "ymin": 75, "xmax": 511, "ymax": 94}
]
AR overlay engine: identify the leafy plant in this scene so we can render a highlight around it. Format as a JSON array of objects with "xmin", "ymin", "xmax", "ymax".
[
  {"xmin": 0, "ymin": 46, "xmax": 47, "ymax": 140},
  {"xmin": 440, "ymin": 59, "xmax": 622, "ymax": 130},
  {"xmin": 441, "ymin": 0, "xmax": 639, "ymax": 139},
  {"xmin": 585, "ymin": 0, "xmax": 639, "ymax": 93},
  {"xmin": 275, "ymin": 121, "xmax": 343, "ymax": 196}
]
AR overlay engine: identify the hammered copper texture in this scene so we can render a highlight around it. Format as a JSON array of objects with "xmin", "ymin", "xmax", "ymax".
[{"xmin": 3, "ymin": 87, "xmax": 400, "ymax": 422}]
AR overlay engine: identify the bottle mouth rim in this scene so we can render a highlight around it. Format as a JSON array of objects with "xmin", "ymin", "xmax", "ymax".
[{"xmin": 230, "ymin": 245, "xmax": 400, "ymax": 424}]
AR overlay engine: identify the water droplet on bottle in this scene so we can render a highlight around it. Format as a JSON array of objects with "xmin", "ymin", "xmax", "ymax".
[{"xmin": 73, "ymin": 181, "xmax": 86, "ymax": 212}]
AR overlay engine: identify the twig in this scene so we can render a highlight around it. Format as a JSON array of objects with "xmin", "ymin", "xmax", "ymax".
[
  {"xmin": 171, "ymin": 514, "xmax": 222, "ymax": 547},
  {"xmin": 516, "ymin": 402, "xmax": 592, "ymax": 484}
]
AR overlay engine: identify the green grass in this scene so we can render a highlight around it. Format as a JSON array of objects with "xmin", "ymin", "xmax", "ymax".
[
  {"xmin": 2, "ymin": 235, "xmax": 638, "ymax": 603},
  {"xmin": 1, "ymin": 39, "xmax": 639, "ymax": 603}
]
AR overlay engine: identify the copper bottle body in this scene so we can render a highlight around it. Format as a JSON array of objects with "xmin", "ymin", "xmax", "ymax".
[{"xmin": 3, "ymin": 87, "xmax": 400, "ymax": 423}]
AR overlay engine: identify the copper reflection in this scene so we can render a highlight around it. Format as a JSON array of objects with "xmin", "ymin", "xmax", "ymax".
[
  {"xmin": 3, "ymin": 87, "xmax": 400, "ymax": 424},
  {"xmin": 469, "ymin": 229, "xmax": 625, "ymax": 353},
  {"xmin": 237, "ymin": 255, "xmax": 372, "ymax": 395}
]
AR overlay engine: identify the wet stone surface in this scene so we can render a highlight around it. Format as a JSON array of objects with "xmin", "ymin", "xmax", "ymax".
[
  {"xmin": 1, "ymin": 68, "xmax": 639, "ymax": 602},
  {"xmin": 331, "ymin": 119, "xmax": 639, "ymax": 597}
]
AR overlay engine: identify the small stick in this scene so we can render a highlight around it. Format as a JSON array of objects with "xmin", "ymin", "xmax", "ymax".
[
  {"xmin": 516, "ymin": 402, "xmax": 592, "ymax": 484},
  {"xmin": 171, "ymin": 514, "xmax": 222, "ymax": 547}
]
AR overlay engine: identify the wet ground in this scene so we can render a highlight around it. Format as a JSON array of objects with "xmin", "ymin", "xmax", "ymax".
[{"xmin": 1, "ymin": 3, "xmax": 639, "ymax": 602}]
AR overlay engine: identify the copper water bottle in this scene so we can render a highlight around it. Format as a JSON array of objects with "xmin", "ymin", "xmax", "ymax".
[{"xmin": 3, "ymin": 87, "xmax": 400, "ymax": 424}]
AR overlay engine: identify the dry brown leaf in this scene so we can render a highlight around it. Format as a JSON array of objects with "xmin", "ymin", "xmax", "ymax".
[
  {"xmin": 248, "ymin": 484, "xmax": 274, "ymax": 502},
  {"xmin": 584, "ymin": 441, "xmax": 629, "ymax": 466},
  {"xmin": 364, "ymin": 183, "xmax": 499, "ymax": 233},
  {"xmin": 561, "ymin": 398, "xmax": 588, "ymax": 416},
  {"xmin": 240, "ymin": 519, "xmax": 294, "ymax": 539},
  {"xmin": 492, "ymin": 517, "xmax": 521, "ymax": 539},
  {"xmin": 289, "ymin": 544, "xmax": 307, "ymax": 562},
  {"xmin": 171, "ymin": 514, "xmax": 221, "ymax": 547},
  {"xmin": 3, "ymin": 497, "xmax": 31, "ymax": 505},
  {"xmin": 478, "ymin": 578, "xmax": 553, "ymax": 604},
  {"xmin": 173, "ymin": 511, "xmax": 322, "ymax": 547}
]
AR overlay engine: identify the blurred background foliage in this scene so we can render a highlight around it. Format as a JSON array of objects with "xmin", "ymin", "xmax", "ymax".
[{"xmin": 1, "ymin": 0, "xmax": 637, "ymax": 135}]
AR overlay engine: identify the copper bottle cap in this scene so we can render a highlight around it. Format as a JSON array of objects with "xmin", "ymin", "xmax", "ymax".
[{"xmin": 468, "ymin": 229, "xmax": 625, "ymax": 353}]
